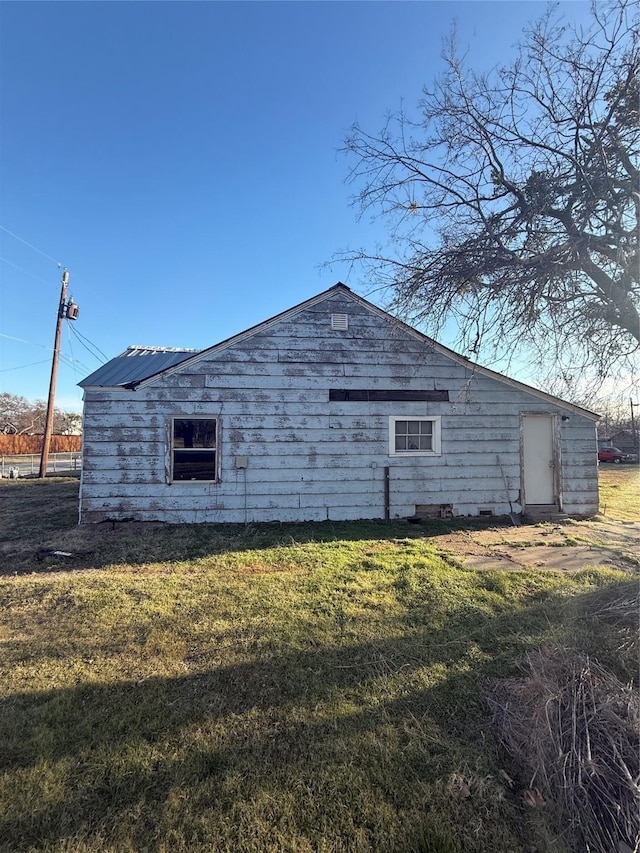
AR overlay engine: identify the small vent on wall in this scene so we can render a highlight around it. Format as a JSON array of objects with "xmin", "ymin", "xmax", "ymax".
[{"xmin": 331, "ymin": 313, "xmax": 349, "ymax": 330}]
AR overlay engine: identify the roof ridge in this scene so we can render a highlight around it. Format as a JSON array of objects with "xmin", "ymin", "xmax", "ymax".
[{"xmin": 125, "ymin": 345, "xmax": 200, "ymax": 353}]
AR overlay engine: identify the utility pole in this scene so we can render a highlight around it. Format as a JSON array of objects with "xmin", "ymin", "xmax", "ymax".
[
  {"xmin": 631, "ymin": 398, "xmax": 638, "ymax": 451},
  {"xmin": 39, "ymin": 269, "xmax": 79, "ymax": 478}
]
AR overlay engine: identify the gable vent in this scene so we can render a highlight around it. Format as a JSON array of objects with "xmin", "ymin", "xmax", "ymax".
[{"xmin": 331, "ymin": 313, "xmax": 349, "ymax": 330}]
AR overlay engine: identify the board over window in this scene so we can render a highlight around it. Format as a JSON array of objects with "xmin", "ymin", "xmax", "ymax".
[
  {"xmin": 389, "ymin": 416, "xmax": 441, "ymax": 457},
  {"xmin": 171, "ymin": 418, "xmax": 218, "ymax": 482}
]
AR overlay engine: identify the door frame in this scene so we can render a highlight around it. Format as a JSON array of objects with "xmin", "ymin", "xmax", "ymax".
[{"xmin": 520, "ymin": 412, "xmax": 562, "ymax": 510}]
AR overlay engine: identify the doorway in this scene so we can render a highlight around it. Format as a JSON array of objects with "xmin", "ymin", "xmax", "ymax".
[{"xmin": 521, "ymin": 414, "xmax": 558, "ymax": 508}]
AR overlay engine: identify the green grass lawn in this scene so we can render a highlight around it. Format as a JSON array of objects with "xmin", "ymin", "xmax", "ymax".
[
  {"xmin": 598, "ymin": 464, "xmax": 640, "ymax": 520},
  {"xmin": 0, "ymin": 477, "xmax": 636, "ymax": 852}
]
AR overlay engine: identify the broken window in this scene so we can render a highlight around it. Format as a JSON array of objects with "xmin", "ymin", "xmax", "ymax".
[
  {"xmin": 389, "ymin": 416, "xmax": 441, "ymax": 456},
  {"xmin": 172, "ymin": 418, "xmax": 218, "ymax": 481}
]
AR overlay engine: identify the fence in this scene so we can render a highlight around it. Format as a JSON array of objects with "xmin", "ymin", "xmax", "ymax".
[
  {"xmin": 0, "ymin": 434, "xmax": 82, "ymax": 455},
  {"xmin": 0, "ymin": 452, "xmax": 82, "ymax": 478}
]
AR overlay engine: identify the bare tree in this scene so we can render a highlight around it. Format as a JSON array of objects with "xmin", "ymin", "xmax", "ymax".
[
  {"xmin": 338, "ymin": 1, "xmax": 639, "ymax": 386},
  {"xmin": 0, "ymin": 393, "xmax": 81, "ymax": 435}
]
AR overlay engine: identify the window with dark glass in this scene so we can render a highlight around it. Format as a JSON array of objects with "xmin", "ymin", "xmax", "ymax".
[
  {"xmin": 172, "ymin": 418, "xmax": 217, "ymax": 481},
  {"xmin": 394, "ymin": 419, "xmax": 433, "ymax": 452},
  {"xmin": 389, "ymin": 416, "xmax": 441, "ymax": 456}
]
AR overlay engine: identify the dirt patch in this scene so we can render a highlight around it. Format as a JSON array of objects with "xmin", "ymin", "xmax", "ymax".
[{"xmin": 433, "ymin": 519, "xmax": 640, "ymax": 573}]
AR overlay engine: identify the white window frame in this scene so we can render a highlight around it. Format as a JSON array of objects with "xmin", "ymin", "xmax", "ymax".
[
  {"xmin": 388, "ymin": 416, "xmax": 442, "ymax": 457},
  {"xmin": 170, "ymin": 416, "xmax": 219, "ymax": 483}
]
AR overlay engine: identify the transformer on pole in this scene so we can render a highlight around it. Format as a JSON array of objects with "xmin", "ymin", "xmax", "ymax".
[{"xmin": 38, "ymin": 269, "xmax": 80, "ymax": 478}]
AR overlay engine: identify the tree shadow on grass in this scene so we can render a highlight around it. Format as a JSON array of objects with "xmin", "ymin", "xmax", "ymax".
[{"xmin": 0, "ymin": 583, "xmax": 619, "ymax": 852}]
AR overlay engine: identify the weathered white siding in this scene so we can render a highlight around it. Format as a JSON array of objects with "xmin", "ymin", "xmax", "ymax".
[{"xmin": 80, "ymin": 290, "xmax": 599, "ymax": 523}]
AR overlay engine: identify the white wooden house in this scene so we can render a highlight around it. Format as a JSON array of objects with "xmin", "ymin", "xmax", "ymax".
[{"xmin": 78, "ymin": 284, "xmax": 599, "ymax": 523}]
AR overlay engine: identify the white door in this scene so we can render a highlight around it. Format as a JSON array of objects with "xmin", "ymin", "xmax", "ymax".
[{"xmin": 522, "ymin": 415, "xmax": 556, "ymax": 505}]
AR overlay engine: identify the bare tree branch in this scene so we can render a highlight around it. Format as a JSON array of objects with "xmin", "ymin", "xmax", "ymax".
[{"xmin": 335, "ymin": 1, "xmax": 639, "ymax": 385}]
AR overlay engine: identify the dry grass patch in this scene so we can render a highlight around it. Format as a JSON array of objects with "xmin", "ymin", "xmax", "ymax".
[
  {"xmin": 598, "ymin": 465, "xmax": 640, "ymax": 521},
  {"xmin": 486, "ymin": 643, "xmax": 639, "ymax": 853}
]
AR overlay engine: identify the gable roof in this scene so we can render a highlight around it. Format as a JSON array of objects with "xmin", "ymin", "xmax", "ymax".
[
  {"xmin": 80, "ymin": 283, "xmax": 600, "ymax": 419},
  {"xmin": 79, "ymin": 346, "xmax": 199, "ymax": 388}
]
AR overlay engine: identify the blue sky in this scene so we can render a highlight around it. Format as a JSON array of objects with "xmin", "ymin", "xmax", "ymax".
[{"xmin": 0, "ymin": 0, "xmax": 592, "ymax": 413}]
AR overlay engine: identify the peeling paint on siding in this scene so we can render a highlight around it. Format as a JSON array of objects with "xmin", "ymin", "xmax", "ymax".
[{"xmin": 80, "ymin": 290, "xmax": 598, "ymax": 523}]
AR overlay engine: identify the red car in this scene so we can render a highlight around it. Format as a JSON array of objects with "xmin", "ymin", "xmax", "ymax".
[{"xmin": 597, "ymin": 446, "xmax": 635, "ymax": 464}]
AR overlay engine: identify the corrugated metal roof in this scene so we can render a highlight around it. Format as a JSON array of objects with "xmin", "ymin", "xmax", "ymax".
[{"xmin": 79, "ymin": 346, "xmax": 200, "ymax": 388}]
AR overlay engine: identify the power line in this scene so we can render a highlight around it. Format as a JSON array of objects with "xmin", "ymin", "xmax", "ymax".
[
  {"xmin": 0, "ymin": 332, "xmax": 91, "ymax": 373},
  {"xmin": 0, "ymin": 226, "xmax": 98, "ymax": 295},
  {"xmin": 0, "ymin": 225, "xmax": 61, "ymax": 265},
  {"xmin": 64, "ymin": 328, "xmax": 88, "ymax": 413},
  {"xmin": 0, "ymin": 359, "xmax": 51, "ymax": 373},
  {"xmin": 69, "ymin": 323, "xmax": 109, "ymax": 363},
  {"xmin": 66, "ymin": 323, "xmax": 82, "ymax": 387},
  {"xmin": 0, "ymin": 255, "xmax": 52, "ymax": 286},
  {"xmin": 57, "ymin": 330, "xmax": 93, "ymax": 374},
  {"xmin": 71, "ymin": 326, "xmax": 109, "ymax": 364},
  {"xmin": 59, "ymin": 350, "xmax": 92, "ymax": 375},
  {"xmin": 0, "ymin": 332, "xmax": 38, "ymax": 346}
]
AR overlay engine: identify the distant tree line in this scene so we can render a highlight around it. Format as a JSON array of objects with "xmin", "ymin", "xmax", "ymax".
[{"xmin": 0, "ymin": 393, "xmax": 82, "ymax": 435}]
